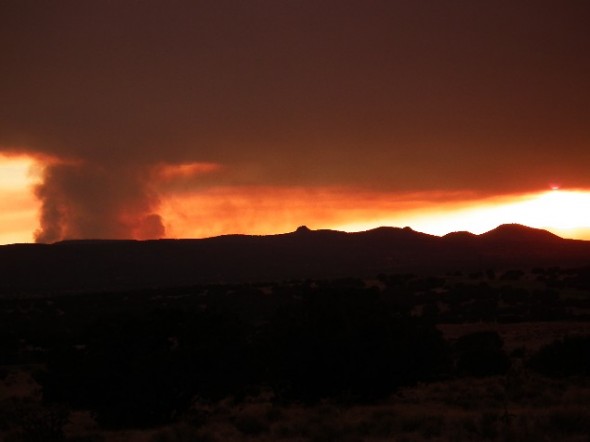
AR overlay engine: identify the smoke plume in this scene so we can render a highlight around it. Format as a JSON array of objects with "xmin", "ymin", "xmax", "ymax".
[{"xmin": 34, "ymin": 162, "xmax": 164, "ymax": 243}]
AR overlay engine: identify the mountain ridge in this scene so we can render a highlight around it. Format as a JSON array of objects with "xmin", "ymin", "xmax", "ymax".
[
  {"xmin": 1, "ymin": 224, "xmax": 589, "ymax": 295},
  {"xmin": 41, "ymin": 223, "xmax": 564, "ymax": 245}
]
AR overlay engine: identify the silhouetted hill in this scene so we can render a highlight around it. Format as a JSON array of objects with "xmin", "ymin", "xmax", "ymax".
[
  {"xmin": 480, "ymin": 223, "xmax": 562, "ymax": 242},
  {"xmin": 443, "ymin": 231, "xmax": 478, "ymax": 241},
  {"xmin": 1, "ymin": 224, "xmax": 589, "ymax": 294}
]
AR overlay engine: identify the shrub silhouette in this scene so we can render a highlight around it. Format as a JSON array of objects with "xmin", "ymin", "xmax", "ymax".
[
  {"xmin": 39, "ymin": 314, "xmax": 187, "ymax": 428},
  {"xmin": 36, "ymin": 283, "xmax": 452, "ymax": 426},
  {"xmin": 528, "ymin": 335, "xmax": 590, "ymax": 377},
  {"xmin": 38, "ymin": 309, "xmax": 253, "ymax": 429},
  {"xmin": 0, "ymin": 328, "xmax": 19, "ymax": 365},
  {"xmin": 261, "ymin": 287, "xmax": 449, "ymax": 402},
  {"xmin": 453, "ymin": 331, "xmax": 509, "ymax": 377}
]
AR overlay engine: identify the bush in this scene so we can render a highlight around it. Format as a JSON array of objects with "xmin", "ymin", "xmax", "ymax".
[
  {"xmin": 37, "ymin": 309, "xmax": 252, "ymax": 429},
  {"xmin": 454, "ymin": 331, "xmax": 509, "ymax": 377},
  {"xmin": 261, "ymin": 287, "xmax": 450, "ymax": 402},
  {"xmin": 528, "ymin": 335, "xmax": 590, "ymax": 378}
]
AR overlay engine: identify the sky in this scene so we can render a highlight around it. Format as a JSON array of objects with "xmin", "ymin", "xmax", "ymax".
[{"xmin": 1, "ymin": 1, "xmax": 589, "ymax": 244}]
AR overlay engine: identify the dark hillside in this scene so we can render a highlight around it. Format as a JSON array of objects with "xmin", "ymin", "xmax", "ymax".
[{"xmin": 0, "ymin": 225, "xmax": 589, "ymax": 294}]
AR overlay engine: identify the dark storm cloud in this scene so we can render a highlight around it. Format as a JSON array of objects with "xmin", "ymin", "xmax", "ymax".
[{"xmin": 1, "ymin": 1, "xmax": 589, "ymax": 240}]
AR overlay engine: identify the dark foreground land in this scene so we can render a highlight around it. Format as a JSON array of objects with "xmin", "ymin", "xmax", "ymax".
[
  {"xmin": 1, "ymin": 225, "xmax": 590, "ymax": 441},
  {"xmin": 1, "ymin": 265, "xmax": 590, "ymax": 441}
]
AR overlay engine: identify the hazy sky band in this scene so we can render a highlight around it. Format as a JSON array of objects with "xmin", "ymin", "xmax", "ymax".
[{"xmin": 1, "ymin": 1, "xmax": 589, "ymax": 241}]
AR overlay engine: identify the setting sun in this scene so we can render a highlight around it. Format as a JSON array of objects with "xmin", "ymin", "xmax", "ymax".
[{"xmin": 335, "ymin": 189, "xmax": 590, "ymax": 240}]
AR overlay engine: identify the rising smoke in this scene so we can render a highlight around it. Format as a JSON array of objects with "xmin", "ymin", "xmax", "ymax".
[{"xmin": 34, "ymin": 161, "xmax": 164, "ymax": 242}]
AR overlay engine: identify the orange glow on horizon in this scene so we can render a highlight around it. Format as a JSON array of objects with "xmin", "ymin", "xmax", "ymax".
[
  {"xmin": 159, "ymin": 186, "xmax": 590, "ymax": 241},
  {"xmin": 336, "ymin": 189, "xmax": 590, "ymax": 240},
  {"xmin": 2, "ymin": 152, "xmax": 590, "ymax": 245},
  {"xmin": 0, "ymin": 154, "xmax": 41, "ymax": 244}
]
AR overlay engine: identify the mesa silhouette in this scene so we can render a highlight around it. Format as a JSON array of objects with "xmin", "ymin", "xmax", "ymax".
[{"xmin": 1, "ymin": 224, "xmax": 589, "ymax": 294}]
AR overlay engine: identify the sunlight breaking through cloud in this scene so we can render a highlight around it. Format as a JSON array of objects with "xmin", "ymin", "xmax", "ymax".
[{"xmin": 338, "ymin": 190, "xmax": 590, "ymax": 240}]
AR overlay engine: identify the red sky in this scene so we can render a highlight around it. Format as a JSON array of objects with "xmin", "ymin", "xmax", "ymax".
[{"xmin": 1, "ymin": 1, "xmax": 589, "ymax": 243}]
